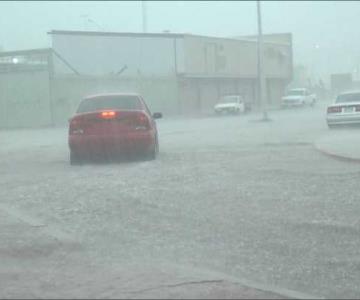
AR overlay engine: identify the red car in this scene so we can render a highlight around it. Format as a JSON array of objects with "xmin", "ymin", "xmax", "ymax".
[{"xmin": 68, "ymin": 93, "xmax": 162, "ymax": 165}]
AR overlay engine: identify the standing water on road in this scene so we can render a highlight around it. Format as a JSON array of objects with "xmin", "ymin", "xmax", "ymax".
[{"xmin": 1, "ymin": 1, "xmax": 360, "ymax": 299}]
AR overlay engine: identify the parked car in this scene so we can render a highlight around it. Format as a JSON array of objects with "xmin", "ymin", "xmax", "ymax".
[
  {"xmin": 281, "ymin": 88, "xmax": 316, "ymax": 108},
  {"xmin": 326, "ymin": 91, "xmax": 360, "ymax": 128},
  {"xmin": 214, "ymin": 95, "xmax": 247, "ymax": 115},
  {"xmin": 68, "ymin": 93, "xmax": 162, "ymax": 164}
]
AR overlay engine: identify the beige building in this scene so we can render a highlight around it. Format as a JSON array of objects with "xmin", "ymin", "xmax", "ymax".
[{"xmin": 178, "ymin": 33, "xmax": 293, "ymax": 114}]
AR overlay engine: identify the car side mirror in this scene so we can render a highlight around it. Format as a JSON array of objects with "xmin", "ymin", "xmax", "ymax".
[{"xmin": 152, "ymin": 112, "xmax": 162, "ymax": 119}]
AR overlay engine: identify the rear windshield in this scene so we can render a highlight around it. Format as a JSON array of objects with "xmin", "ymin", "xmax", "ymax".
[
  {"xmin": 77, "ymin": 95, "xmax": 142, "ymax": 113},
  {"xmin": 336, "ymin": 93, "xmax": 360, "ymax": 103}
]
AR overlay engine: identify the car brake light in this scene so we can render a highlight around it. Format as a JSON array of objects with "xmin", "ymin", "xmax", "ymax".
[
  {"xmin": 69, "ymin": 118, "xmax": 85, "ymax": 135},
  {"xmin": 327, "ymin": 106, "xmax": 342, "ymax": 113},
  {"xmin": 134, "ymin": 113, "xmax": 150, "ymax": 130},
  {"xmin": 100, "ymin": 111, "xmax": 116, "ymax": 119}
]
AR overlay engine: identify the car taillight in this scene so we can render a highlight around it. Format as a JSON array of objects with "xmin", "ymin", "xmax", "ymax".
[
  {"xmin": 69, "ymin": 118, "xmax": 84, "ymax": 135},
  {"xmin": 134, "ymin": 113, "xmax": 150, "ymax": 130},
  {"xmin": 327, "ymin": 106, "xmax": 342, "ymax": 113},
  {"xmin": 100, "ymin": 111, "xmax": 116, "ymax": 119}
]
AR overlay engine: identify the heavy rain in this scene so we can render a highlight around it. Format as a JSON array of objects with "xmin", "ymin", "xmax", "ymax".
[{"xmin": 1, "ymin": 1, "xmax": 360, "ymax": 299}]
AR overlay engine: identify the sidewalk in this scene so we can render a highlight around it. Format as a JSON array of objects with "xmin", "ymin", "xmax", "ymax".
[
  {"xmin": 314, "ymin": 129, "xmax": 360, "ymax": 162},
  {"xmin": 0, "ymin": 207, "xmax": 317, "ymax": 299}
]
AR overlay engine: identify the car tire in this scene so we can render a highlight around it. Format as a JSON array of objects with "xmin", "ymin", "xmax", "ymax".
[
  {"xmin": 144, "ymin": 137, "xmax": 159, "ymax": 161},
  {"xmin": 70, "ymin": 151, "xmax": 82, "ymax": 165}
]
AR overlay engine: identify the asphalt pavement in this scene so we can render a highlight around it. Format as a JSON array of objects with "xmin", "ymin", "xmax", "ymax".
[{"xmin": 1, "ymin": 101, "xmax": 360, "ymax": 299}]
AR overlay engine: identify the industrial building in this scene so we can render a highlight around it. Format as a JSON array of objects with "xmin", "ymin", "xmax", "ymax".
[{"xmin": 0, "ymin": 30, "xmax": 293, "ymax": 128}]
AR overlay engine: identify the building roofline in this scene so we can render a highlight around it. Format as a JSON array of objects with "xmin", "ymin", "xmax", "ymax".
[
  {"xmin": 232, "ymin": 38, "xmax": 291, "ymax": 46},
  {"xmin": 241, "ymin": 32, "xmax": 292, "ymax": 38},
  {"xmin": 48, "ymin": 30, "xmax": 186, "ymax": 38},
  {"xmin": 48, "ymin": 29, "xmax": 239, "ymax": 41},
  {"xmin": 179, "ymin": 73, "xmax": 289, "ymax": 80},
  {"xmin": 48, "ymin": 30, "xmax": 292, "ymax": 46},
  {"xmin": 190, "ymin": 35, "xmax": 290, "ymax": 46},
  {"xmin": 0, "ymin": 48, "xmax": 52, "ymax": 57},
  {"xmin": 232, "ymin": 32, "xmax": 292, "ymax": 46}
]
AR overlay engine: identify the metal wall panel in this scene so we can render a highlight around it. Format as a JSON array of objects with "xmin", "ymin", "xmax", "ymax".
[
  {"xmin": 0, "ymin": 70, "xmax": 52, "ymax": 128},
  {"xmin": 184, "ymin": 35, "xmax": 292, "ymax": 79},
  {"xmin": 52, "ymin": 34, "xmax": 185, "ymax": 77}
]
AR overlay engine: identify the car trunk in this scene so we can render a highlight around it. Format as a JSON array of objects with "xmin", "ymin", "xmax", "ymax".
[{"xmin": 69, "ymin": 110, "xmax": 150, "ymax": 135}]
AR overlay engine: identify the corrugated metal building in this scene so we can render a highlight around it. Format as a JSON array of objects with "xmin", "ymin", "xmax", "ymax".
[{"xmin": 0, "ymin": 30, "xmax": 293, "ymax": 128}]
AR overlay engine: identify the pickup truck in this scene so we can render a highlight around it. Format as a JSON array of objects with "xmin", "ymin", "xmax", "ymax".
[{"xmin": 281, "ymin": 88, "xmax": 316, "ymax": 108}]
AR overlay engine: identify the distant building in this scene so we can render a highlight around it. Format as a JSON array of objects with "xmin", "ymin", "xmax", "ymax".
[{"xmin": 0, "ymin": 30, "xmax": 293, "ymax": 128}]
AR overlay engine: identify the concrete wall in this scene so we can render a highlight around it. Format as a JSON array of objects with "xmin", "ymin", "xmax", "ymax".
[
  {"xmin": 0, "ymin": 70, "xmax": 52, "ymax": 128},
  {"xmin": 178, "ymin": 77, "xmax": 257, "ymax": 115}
]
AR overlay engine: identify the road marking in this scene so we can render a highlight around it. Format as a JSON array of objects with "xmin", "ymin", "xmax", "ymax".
[{"xmin": 313, "ymin": 143, "xmax": 360, "ymax": 163}]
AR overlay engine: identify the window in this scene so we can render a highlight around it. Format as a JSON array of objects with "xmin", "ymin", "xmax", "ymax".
[{"xmin": 77, "ymin": 95, "xmax": 142, "ymax": 113}]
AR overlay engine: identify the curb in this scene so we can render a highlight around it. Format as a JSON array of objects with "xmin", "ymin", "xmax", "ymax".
[
  {"xmin": 222, "ymin": 275, "xmax": 322, "ymax": 299},
  {"xmin": 313, "ymin": 143, "xmax": 360, "ymax": 164},
  {"xmin": 161, "ymin": 263, "xmax": 324, "ymax": 299}
]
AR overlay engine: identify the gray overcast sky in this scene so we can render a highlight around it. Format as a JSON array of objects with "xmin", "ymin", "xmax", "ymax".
[{"xmin": 1, "ymin": 1, "xmax": 360, "ymax": 82}]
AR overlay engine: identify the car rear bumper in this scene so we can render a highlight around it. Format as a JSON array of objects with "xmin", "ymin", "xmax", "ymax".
[
  {"xmin": 69, "ymin": 131, "xmax": 155, "ymax": 156},
  {"xmin": 327, "ymin": 114, "xmax": 360, "ymax": 125}
]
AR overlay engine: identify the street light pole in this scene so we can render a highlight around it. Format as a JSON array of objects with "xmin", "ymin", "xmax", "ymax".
[
  {"xmin": 142, "ymin": 1, "xmax": 148, "ymax": 33},
  {"xmin": 256, "ymin": 0, "xmax": 270, "ymax": 121}
]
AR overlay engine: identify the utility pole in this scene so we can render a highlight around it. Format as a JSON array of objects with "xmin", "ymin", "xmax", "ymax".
[
  {"xmin": 142, "ymin": 1, "xmax": 148, "ymax": 33},
  {"xmin": 256, "ymin": 0, "xmax": 270, "ymax": 121}
]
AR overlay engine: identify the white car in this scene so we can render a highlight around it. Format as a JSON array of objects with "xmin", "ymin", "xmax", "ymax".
[
  {"xmin": 214, "ymin": 95, "xmax": 246, "ymax": 115},
  {"xmin": 281, "ymin": 88, "xmax": 316, "ymax": 108},
  {"xmin": 326, "ymin": 91, "xmax": 360, "ymax": 128}
]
